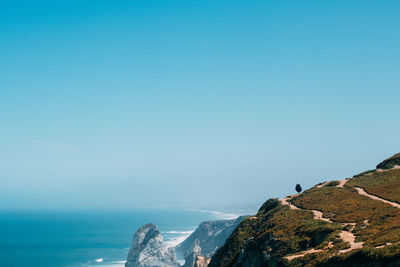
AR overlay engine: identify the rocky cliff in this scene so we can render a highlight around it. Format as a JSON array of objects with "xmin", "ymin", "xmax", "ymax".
[
  {"xmin": 125, "ymin": 216, "xmax": 246, "ymax": 267},
  {"xmin": 175, "ymin": 216, "xmax": 246, "ymax": 259},
  {"xmin": 125, "ymin": 223, "xmax": 180, "ymax": 267},
  {"xmin": 209, "ymin": 153, "xmax": 400, "ymax": 266}
]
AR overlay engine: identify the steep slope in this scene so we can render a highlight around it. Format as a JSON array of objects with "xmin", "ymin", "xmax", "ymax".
[
  {"xmin": 125, "ymin": 223, "xmax": 179, "ymax": 267},
  {"xmin": 209, "ymin": 153, "xmax": 400, "ymax": 267},
  {"xmin": 176, "ymin": 216, "xmax": 246, "ymax": 258},
  {"xmin": 376, "ymin": 153, "xmax": 400, "ymax": 170}
]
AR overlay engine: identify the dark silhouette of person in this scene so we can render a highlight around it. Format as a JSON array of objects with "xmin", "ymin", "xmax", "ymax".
[{"xmin": 295, "ymin": 184, "xmax": 302, "ymax": 193}]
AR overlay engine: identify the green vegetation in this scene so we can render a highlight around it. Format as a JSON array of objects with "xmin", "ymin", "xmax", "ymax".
[
  {"xmin": 321, "ymin": 244, "xmax": 400, "ymax": 266},
  {"xmin": 209, "ymin": 153, "xmax": 400, "ymax": 266},
  {"xmin": 376, "ymin": 153, "xmax": 400, "ymax": 169},
  {"xmin": 291, "ymin": 186, "xmax": 400, "ymax": 247},
  {"xmin": 209, "ymin": 200, "xmax": 342, "ymax": 267},
  {"xmin": 347, "ymin": 168, "xmax": 400, "ymax": 203},
  {"xmin": 325, "ymin": 181, "xmax": 340, "ymax": 187},
  {"xmin": 353, "ymin": 169, "xmax": 376, "ymax": 178}
]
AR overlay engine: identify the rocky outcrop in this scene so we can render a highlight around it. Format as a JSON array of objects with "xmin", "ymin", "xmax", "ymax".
[
  {"xmin": 180, "ymin": 238, "xmax": 211, "ymax": 267},
  {"xmin": 175, "ymin": 216, "xmax": 246, "ymax": 260},
  {"xmin": 125, "ymin": 217, "xmax": 245, "ymax": 267},
  {"xmin": 193, "ymin": 255, "xmax": 211, "ymax": 267},
  {"xmin": 181, "ymin": 239, "xmax": 202, "ymax": 267},
  {"xmin": 125, "ymin": 223, "xmax": 180, "ymax": 267}
]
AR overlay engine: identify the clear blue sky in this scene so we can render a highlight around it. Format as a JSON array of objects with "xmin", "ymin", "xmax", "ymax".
[{"xmin": 1, "ymin": 0, "xmax": 399, "ymax": 210}]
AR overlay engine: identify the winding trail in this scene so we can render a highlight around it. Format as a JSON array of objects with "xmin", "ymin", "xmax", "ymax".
[
  {"xmin": 280, "ymin": 196, "xmax": 299, "ymax": 210},
  {"xmin": 338, "ymin": 224, "xmax": 363, "ymax": 254},
  {"xmin": 354, "ymin": 187, "xmax": 400, "ymax": 209},
  {"xmin": 335, "ymin": 178, "xmax": 400, "ymax": 209},
  {"xmin": 316, "ymin": 182, "xmax": 328, "ymax": 188},
  {"xmin": 285, "ymin": 248, "xmax": 324, "ymax": 261},
  {"xmin": 281, "ymin": 173, "xmax": 400, "ymax": 261},
  {"xmin": 310, "ymin": 209, "xmax": 330, "ymax": 222},
  {"xmin": 280, "ymin": 196, "xmax": 363, "ymax": 259},
  {"xmin": 280, "ymin": 196, "xmax": 326, "ymax": 221},
  {"xmin": 336, "ymin": 179, "xmax": 348, "ymax": 188},
  {"xmin": 280, "ymin": 180, "xmax": 364, "ymax": 260}
]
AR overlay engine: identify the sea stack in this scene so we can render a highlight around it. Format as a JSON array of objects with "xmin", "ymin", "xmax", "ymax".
[{"xmin": 125, "ymin": 223, "xmax": 180, "ymax": 267}]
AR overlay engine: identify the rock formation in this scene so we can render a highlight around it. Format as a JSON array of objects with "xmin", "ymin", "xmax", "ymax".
[
  {"xmin": 192, "ymin": 255, "xmax": 211, "ymax": 267},
  {"xmin": 175, "ymin": 216, "xmax": 246, "ymax": 260},
  {"xmin": 125, "ymin": 223, "xmax": 180, "ymax": 267},
  {"xmin": 179, "ymin": 238, "xmax": 211, "ymax": 267},
  {"xmin": 125, "ymin": 216, "xmax": 246, "ymax": 267}
]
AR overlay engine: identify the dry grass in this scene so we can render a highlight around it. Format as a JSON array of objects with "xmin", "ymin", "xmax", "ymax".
[
  {"xmin": 210, "ymin": 157, "xmax": 400, "ymax": 266},
  {"xmin": 347, "ymin": 168, "xmax": 400, "ymax": 203},
  {"xmin": 291, "ymin": 186, "xmax": 400, "ymax": 247}
]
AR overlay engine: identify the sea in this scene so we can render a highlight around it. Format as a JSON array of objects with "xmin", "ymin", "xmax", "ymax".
[{"xmin": 0, "ymin": 208, "xmax": 241, "ymax": 267}]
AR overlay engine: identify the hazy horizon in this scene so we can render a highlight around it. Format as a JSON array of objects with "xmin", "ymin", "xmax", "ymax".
[{"xmin": 1, "ymin": 0, "xmax": 400, "ymax": 210}]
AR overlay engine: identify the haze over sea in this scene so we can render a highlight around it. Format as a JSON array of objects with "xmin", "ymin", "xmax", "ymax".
[
  {"xmin": 1, "ymin": 0, "xmax": 400, "ymax": 266},
  {"xmin": 0, "ymin": 208, "xmax": 243, "ymax": 267}
]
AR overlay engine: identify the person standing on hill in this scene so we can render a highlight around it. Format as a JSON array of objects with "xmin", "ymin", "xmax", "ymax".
[{"xmin": 295, "ymin": 184, "xmax": 302, "ymax": 193}]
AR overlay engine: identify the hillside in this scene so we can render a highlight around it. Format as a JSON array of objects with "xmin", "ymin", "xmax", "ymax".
[{"xmin": 209, "ymin": 154, "xmax": 400, "ymax": 266}]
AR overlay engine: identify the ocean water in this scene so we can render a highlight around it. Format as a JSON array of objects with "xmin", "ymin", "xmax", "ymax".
[{"xmin": 0, "ymin": 209, "xmax": 236, "ymax": 267}]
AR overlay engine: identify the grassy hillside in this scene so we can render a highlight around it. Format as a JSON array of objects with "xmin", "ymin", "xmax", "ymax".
[
  {"xmin": 209, "ymin": 154, "xmax": 400, "ymax": 266},
  {"xmin": 376, "ymin": 153, "xmax": 400, "ymax": 170},
  {"xmin": 347, "ymin": 168, "xmax": 400, "ymax": 203}
]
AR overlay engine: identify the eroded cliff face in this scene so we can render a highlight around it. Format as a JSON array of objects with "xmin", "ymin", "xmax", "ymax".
[
  {"xmin": 125, "ymin": 217, "xmax": 246, "ymax": 267},
  {"xmin": 176, "ymin": 216, "xmax": 246, "ymax": 259},
  {"xmin": 176, "ymin": 216, "xmax": 246, "ymax": 267},
  {"xmin": 193, "ymin": 255, "xmax": 211, "ymax": 267},
  {"xmin": 125, "ymin": 223, "xmax": 180, "ymax": 267},
  {"xmin": 181, "ymin": 240, "xmax": 211, "ymax": 267},
  {"xmin": 175, "ymin": 216, "xmax": 246, "ymax": 267}
]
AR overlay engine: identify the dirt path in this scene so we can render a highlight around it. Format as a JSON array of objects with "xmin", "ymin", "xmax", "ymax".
[
  {"xmin": 285, "ymin": 248, "xmax": 324, "ymax": 261},
  {"xmin": 338, "ymin": 224, "xmax": 363, "ymax": 254},
  {"xmin": 336, "ymin": 179, "xmax": 348, "ymax": 188},
  {"xmin": 311, "ymin": 210, "xmax": 330, "ymax": 222},
  {"xmin": 280, "ymin": 194, "xmax": 363, "ymax": 260},
  {"xmin": 335, "ymin": 176, "xmax": 400, "ymax": 208},
  {"xmin": 354, "ymin": 187, "xmax": 400, "ymax": 209},
  {"xmin": 280, "ymin": 196, "xmax": 299, "ymax": 210},
  {"xmin": 280, "ymin": 197, "xmax": 330, "ymax": 222},
  {"xmin": 376, "ymin": 165, "xmax": 400, "ymax": 173},
  {"xmin": 281, "ymin": 174, "xmax": 400, "ymax": 260},
  {"xmin": 316, "ymin": 182, "xmax": 328, "ymax": 188}
]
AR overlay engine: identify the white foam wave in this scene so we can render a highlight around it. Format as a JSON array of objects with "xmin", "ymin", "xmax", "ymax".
[
  {"xmin": 163, "ymin": 230, "xmax": 194, "ymax": 247},
  {"xmin": 86, "ymin": 260, "xmax": 125, "ymax": 266},
  {"xmin": 162, "ymin": 230, "xmax": 194, "ymax": 234},
  {"xmin": 86, "ymin": 259, "xmax": 125, "ymax": 266},
  {"xmin": 185, "ymin": 208, "xmax": 239, "ymax": 220}
]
